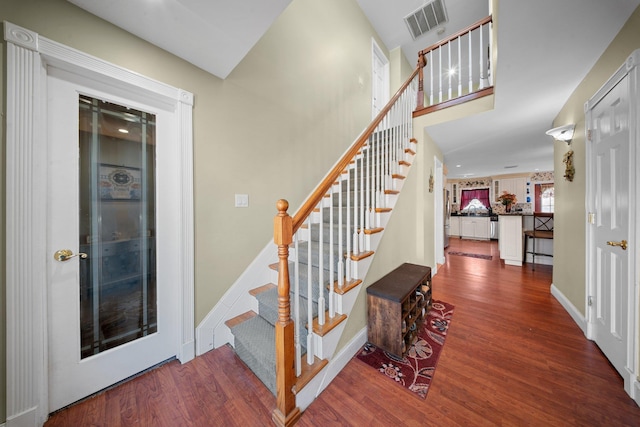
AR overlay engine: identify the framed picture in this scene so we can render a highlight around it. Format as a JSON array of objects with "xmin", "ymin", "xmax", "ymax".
[{"xmin": 99, "ymin": 164, "xmax": 142, "ymax": 200}]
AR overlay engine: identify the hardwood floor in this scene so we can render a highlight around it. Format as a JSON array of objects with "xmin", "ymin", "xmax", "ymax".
[{"xmin": 45, "ymin": 238, "xmax": 640, "ymax": 426}]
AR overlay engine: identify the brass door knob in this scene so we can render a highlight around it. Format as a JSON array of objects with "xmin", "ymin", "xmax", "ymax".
[
  {"xmin": 606, "ymin": 240, "xmax": 628, "ymax": 251},
  {"xmin": 53, "ymin": 249, "xmax": 88, "ymax": 262}
]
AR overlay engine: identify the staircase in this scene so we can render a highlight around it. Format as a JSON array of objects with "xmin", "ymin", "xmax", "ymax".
[
  {"xmin": 226, "ymin": 146, "xmax": 408, "ymax": 395},
  {"xmin": 198, "ymin": 14, "xmax": 495, "ymax": 426}
]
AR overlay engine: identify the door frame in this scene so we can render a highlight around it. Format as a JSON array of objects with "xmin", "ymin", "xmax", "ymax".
[
  {"xmin": 5, "ymin": 22, "xmax": 195, "ymax": 426},
  {"xmin": 585, "ymin": 49, "xmax": 640, "ymax": 403}
]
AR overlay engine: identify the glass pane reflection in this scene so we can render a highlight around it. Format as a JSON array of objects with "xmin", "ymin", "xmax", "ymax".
[{"xmin": 78, "ymin": 95, "xmax": 157, "ymax": 359}]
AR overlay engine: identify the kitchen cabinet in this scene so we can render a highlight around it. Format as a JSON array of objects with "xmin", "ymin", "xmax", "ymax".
[
  {"xmin": 450, "ymin": 216, "xmax": 460, "ymax": 236},
  {"xmin": 460, "ymin": 216, "xmax": 490, "ymax": 240},
  {"xmin": 496, "ymin": 177, "xmax": 527, "ymax": 204}
]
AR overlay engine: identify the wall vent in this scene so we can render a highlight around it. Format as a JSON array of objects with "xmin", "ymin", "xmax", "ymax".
[{"xmin": 404, "ymin": 0, "xmax": 449, "ymax": 40}]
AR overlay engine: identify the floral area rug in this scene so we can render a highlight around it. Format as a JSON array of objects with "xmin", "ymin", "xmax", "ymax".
[
  {"xmin": 447, "ymin": 251, "xmax": 492, "ymax": 260},
  {"xmin": 356, "ymin": 300, "xmax": 454, "ymax": 399}
]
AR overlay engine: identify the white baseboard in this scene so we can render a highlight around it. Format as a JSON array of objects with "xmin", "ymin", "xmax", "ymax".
[
  {"xmin": 634, "ymin": 378, "xmax": 640, "ymax": 407},
  {"xmin": 6, "ymin": 407, "xmax": 36, "ymax": 427},
  {"xmin": 550, "ymin": 283, "xmax": 587, "ymax": 335},
  {"xmin": 179, "ymin": 339, "xmax": 195, "ymax": 363}
]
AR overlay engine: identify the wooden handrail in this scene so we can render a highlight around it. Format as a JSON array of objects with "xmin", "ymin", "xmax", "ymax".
[
  {"xmin": 291, "ymin": 65, "xmax": 422, "ymax": 233},
  {"xmin": 419, "ymin": 15, "xmax": 492, "ymax": 56}
]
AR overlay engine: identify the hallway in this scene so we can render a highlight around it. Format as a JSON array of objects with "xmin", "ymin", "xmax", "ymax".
[{"xmin": 45, "ymin": 238, "xmax": 640, "ymax": 426}]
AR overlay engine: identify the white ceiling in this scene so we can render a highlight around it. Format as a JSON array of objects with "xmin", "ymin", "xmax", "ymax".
[{"xmin": 68, "ymin": 0, "xmax": 640, "ymax": 178}]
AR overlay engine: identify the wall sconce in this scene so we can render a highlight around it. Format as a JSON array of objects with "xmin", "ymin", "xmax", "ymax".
[
  {"xmin": 545, "ymin": 124, "xmax": 575, "ymax": 145},
  {"xmin": 546, "ymin": 124, "xmax": 576, "ymax": 182}
]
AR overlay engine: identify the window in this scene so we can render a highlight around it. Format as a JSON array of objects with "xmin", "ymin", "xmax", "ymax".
[
  {"xmin": 460, "ymin": 188, "xmax": 490, "ymax": 211},
  {"xmin": 535, "ymin": 184, "xmax": 554, "ymax": 212}
]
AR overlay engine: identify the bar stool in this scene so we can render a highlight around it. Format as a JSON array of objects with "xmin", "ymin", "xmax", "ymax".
[{"xmin": 523, "ymin": 212, "xmax": 553, "ymax": 270}]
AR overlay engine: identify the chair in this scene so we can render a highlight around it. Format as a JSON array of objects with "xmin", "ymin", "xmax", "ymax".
[{"xmin": 523, "ymin": 212, "xmax": 553, "ymax": 270}]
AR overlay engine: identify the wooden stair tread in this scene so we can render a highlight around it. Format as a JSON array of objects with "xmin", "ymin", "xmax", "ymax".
[
  {"xmin": 293, "ymin": 356, "xmax": 328, "ymax": 395},
  {"xmin": 392, "ymin": 174, "xmax": 406, "ymax": 180},
  {"xmin": 405, "ymin": 148, "xmax": 416, "ymax": 155},
  {"xmin": 375, "ymin": 207, "xmax": 392, "ymax": 213},
  {"xmin": 333, "ymin": 279, "xmax": 362, "ymax": 295},
  {"xmin": 364, "ymin": 227, "xmax": 384, "ymax": 234},
  {"xmin": 312, "ymin": 311, "xmax": 347, "ymax": 337},
  {"xmin": 225, "ymin": 310, "xmax": 256, "ymax": 329},
  {"xmin": 410, "ymin": 137, "xmax": 417, "ymax": 144},
  {"xmin": 384, "ymin": 190, "xmax": 400, "ymax": 195},
  {"xmin": 249, "ymin": 283, "xmax": 276, "ymax": 297},
  {"xmin": 351, "ymin": 250, "xmax": 374, "ymax": 261},
  {"xmin": 399, "ymin": 160, "xmax": 411, "ymax": 166}
]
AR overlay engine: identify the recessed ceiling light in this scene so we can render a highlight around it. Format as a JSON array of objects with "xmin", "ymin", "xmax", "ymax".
[
  {"xmin": 456, "ymin": 164, "xmax": 461, "ymax": 168},
  {"xmin": 118, "ymin": 128, "xmax": 129, "ymax": 134}
]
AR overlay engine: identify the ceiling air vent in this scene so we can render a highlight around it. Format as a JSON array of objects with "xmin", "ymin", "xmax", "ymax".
[{"xmin": 404, "ymin": 0, "xmax": 449, "ymax": 40}]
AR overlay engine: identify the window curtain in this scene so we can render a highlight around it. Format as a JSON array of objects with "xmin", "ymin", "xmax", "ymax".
[{"xmin": 460, "ymin": 188, "xmax": 490, "ymax": 209}]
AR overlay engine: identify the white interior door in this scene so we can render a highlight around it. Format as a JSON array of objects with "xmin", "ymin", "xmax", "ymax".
[
  {"xmin": 372, "ymin": 40, "xmax": 389, "ymax": 119},
  {"xmin": 47, "ymin": 70, "xmax": 179, "ymax": 411},
  {"xmin": 588, "ymin": 73, "xmax": 631, "ymax": 379}
]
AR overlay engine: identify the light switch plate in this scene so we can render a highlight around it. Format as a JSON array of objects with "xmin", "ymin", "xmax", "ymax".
[{"xmin": 235, "ymin": 194, "xmax": 249, "ymax": 208}]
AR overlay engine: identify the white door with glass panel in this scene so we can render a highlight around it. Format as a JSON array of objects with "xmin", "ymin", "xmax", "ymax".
[{"xmin": 47, "ymin": 71, "xmax": 179, "ymax": 411}]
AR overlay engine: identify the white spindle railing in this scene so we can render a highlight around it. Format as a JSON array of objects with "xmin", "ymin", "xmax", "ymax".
[
  {"xmin": 417, "ymin": 15, "xmax": 493, "ymax": 110},
  {"xmin": 285, "ymin": 74, "xmax": 418, "ymax": 383}
]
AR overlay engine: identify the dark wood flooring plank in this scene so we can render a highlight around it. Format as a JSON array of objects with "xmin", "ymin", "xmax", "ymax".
[{"xmin": 44, "ymin": 239, "xmax": 640, "ymax": 426}]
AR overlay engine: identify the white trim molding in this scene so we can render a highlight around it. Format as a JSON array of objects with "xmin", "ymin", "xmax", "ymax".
[
  {"xmin": 4, "ymin": 21, "xmax": 195, "ymax": 426},
  {"xmin": 550, "ymin": 284, "xmax": 587, "ymax": 336}
]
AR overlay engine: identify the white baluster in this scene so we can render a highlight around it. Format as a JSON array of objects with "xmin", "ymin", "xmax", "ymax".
[
  {"xmin": 438, "ymin": 47, "xmax": 443, "ymax": 103},
  {"xmin": 329, "ymin": 191, "xmax": 335, "ymax": 318},
  {"xmin": 352, "ymin": 151, "xmax": 359, "ymax": 255},
  {"xmin": 448, "ymin": 41, "xmax": 452, "ymax": 100},
  {"xmin": 293, "ymin": 232, "xmax": 301, "ymax": 376},
  {"xmin": 488, "ymin": 22, "xmax": 494, "ymax": 86},
  {"xmin": 318, "ymin": 201, "xmax": 325, "ymax": 326},
  {"xmin": 306, "ymin": 217, "xmax": 313, "ymax": 365},
  {"xmin": 365, "ymin": 137, "xmax": 371, "ymax": 230},
  {"xmin": 479, "ymin": 23, "xmax": 485, "ymax": 89},
  {"xmin": 457, "ymin": 35, "xmax": 462, "ymax": 97},
  {"xmin": 337, "ymin": 173, "xmax": 344, "ymax": 289},
  {"xmin": 359, "ymin": 151, "xmax": 365, "ymax": 250},
  {"xmin": 429, "ymin": 51, "xmax": 434, "ymax": 106},
  {"xmin": 468, "ymin": 29, "xmax": 473, "ymax": 93},
  {"xmin": 346, "ymin": 166, "xmax": 351, "ymax": 282}
]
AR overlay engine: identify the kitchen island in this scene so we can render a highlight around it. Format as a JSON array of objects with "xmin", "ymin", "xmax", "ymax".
[{"xmin": 498, "ymin": 214, "xmax": 525, "ymax": 266}]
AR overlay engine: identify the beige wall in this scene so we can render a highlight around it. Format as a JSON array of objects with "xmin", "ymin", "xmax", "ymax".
[
  {"xmin": 0, "ymin": 0, "xmax": 403, "ymax": 422},
  {"xmin": 551, "ymin": 5, "xmax": 640, "ymax": 379}
]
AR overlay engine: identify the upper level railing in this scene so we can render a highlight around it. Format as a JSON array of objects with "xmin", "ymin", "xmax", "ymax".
[{"xmin": 415, "ymin": 15, "xmax": 493, "ymax": 114}]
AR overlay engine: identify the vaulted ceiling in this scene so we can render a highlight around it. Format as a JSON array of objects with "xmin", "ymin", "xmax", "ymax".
[{"xmin": 68, "ymin": 0, "xmax": 640, "ymax": 178}]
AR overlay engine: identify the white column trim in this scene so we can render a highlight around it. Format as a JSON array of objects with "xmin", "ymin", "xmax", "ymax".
[{"xmin": 4, "ymin": 21, "xmax": 195, "ymax": 426}]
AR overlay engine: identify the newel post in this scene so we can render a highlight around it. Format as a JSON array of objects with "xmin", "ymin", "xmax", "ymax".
[
  {"xmin": 416, "ymin": 52, "xmax": 426, "ymax": 110},
  {"xmin": 272, "ymin": 200, "xmax": 301, "ymax": 427}
]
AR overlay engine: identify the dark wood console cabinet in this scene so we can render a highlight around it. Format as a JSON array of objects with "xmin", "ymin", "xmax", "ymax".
[{"xmin": 366, "ymin": 263, "xmax": 432, "ymax": 358}]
